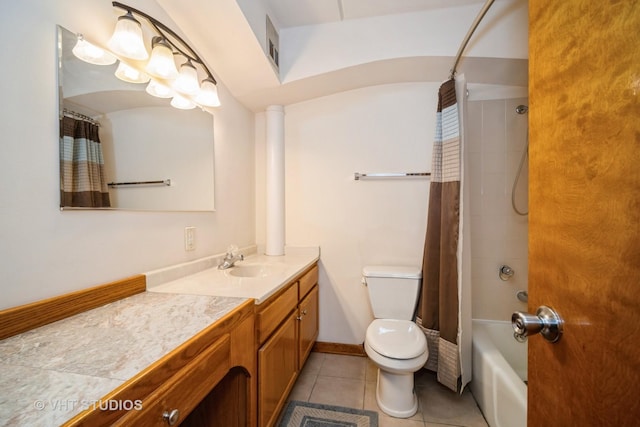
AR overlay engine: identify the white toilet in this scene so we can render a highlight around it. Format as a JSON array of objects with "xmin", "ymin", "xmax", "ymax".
[{"xmin": 363, "ymin": 265, "xmax": 428, "ymax": 418}]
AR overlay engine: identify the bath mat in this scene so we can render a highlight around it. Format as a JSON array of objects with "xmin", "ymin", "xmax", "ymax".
[{"xmin": 278, "ymin": 400, "xmax": 378, "ymax": 427}]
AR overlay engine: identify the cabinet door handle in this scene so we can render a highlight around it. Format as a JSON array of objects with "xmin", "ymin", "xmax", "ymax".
[
  {"xmin": 163, "ymin": 408, "xmax": 180, "ymax": 426},
  {"xmin": 302, "ymin": 309, "xmax": 308, "ymax": 315}
]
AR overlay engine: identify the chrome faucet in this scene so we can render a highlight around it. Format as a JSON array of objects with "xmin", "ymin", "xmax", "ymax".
[{"xmin": 218, "ymin": 251, "xmax": 244, "ymax": 270}]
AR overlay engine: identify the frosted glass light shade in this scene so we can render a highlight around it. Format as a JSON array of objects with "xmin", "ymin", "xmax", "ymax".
[
  {"xmin": 173, "ymin": 61, "xmax": 199, "ymax": 95},
  {"xmin": 171, "ymin": 94, "xmax": 196, "ymax": 110},
  {"xmin": 72, "ymin": 35, "xmax": 116, "ymax": 65},
  {"xmin": 114, "ymin": 61, "xmax": 150, "ymax": 83},
  {"xmin": 146, "ymin": 80, "xmax": 174, "ymax": 98},
  {"xmin": 145, "ymin": 37, "xmax": 178, "ymax": 79},
  {"xmin": 195, "ymin": 79, "xmax": 221, "ymax": 107},
  {"xmin": 108, "ymin": 12, "xmax": 148, "ymax": 60}
]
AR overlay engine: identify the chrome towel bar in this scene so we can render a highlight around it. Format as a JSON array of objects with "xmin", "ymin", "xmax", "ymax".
[
  {"xmin": 108, "ymin": 179, "xmax": 171, "ymax": 187},
  {"xmin": 354, "ymin": 172, "xmax": 431, "ymax": 180}
]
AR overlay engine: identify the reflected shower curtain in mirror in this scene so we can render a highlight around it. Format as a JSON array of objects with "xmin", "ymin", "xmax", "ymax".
[
  {"xmin": 417, "ymin": 78, "xmax": 463, "ymax": 392},
  {"xmin": 60, "ymin": 116, "xmax": 111, "ymax": 208}
]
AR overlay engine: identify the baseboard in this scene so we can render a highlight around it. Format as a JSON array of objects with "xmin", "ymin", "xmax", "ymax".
[{"xmin": 312, "ymin": 341, "xmax": 366, "ymax": 357}]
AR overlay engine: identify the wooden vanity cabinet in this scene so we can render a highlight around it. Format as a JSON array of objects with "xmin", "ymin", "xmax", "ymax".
[
  {"xmin": 298, "ymin": 285, "xmax": 319, "ymax": 366},
  {"xmin": 64, "ymin": 300, "xmax": 257, "ymax": 427},
  {"xmin": 256, "ymin": 264, "xmax": 319, "ymax": 427}
]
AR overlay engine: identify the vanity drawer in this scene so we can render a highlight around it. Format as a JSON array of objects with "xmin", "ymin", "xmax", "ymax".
[
  {"xmin": 257, "ymin": 283, "xmax": 298, "ymax": 345},
  {"xmin": 113, "ymin": 334, "xmax": 231, "ymax": 426},
  {"xmin": 298, "ymin": 265, "xmax": 318, "ymax": 299}
]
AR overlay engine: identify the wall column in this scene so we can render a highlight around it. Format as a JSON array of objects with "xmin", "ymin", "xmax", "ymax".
[{"xmin": 265, "ymin": 105, "xmax": 285, "ymax": 256}]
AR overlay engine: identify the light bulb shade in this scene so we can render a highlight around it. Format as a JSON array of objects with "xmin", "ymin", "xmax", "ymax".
[
  {"xmin": 146, "ymin": 79, "xmax": 174, "ymax": 98},
  {"xmin": 171, "ymin": 94, "xmax": 196, "ymax": 110},
  {"xmin": 72, "ymin": 35, "xmax": 116, "ymax": 65},
  {"xmin": 173, "ymin": 61, "xmax": 200, "ymax": 95},
  {"xmin": 145, "ymin": 37, "xmax": 178, "ymax": 79},
  {"xmin": 108, "ymin": 12, "xmax": 148, "ymax": 60},
  {"xmin": 114, "ymin": 61, "xmax": 150, "ymax": 83},
  {"xmin": 195, "ymin": 79, "xmax": 221, "ymax": 107}
]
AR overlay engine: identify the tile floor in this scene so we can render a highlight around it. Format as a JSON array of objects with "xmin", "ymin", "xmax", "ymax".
[{"xmin": 286, "ymin": 352, "xmax": 488, "ymax": 427}]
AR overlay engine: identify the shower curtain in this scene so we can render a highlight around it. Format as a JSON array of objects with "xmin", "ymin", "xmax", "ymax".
[
  {"xmin": 60, "ymin": 115, "xmax": 111, "ymax": 208},
  {"xmin": 417, "ymin": 77, "xmax": 471, "ymax": 393}
]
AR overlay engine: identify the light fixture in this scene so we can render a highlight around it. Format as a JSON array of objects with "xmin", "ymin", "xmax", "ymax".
[
  {"xmin": 114, "ymin": 61, "xmax": 150, "ymax": 83},
  {"xmin": 108, "ymin": 11, "xmax": 148, "ymax": 60},
  {"xmin": 146, "ymin": 80, "xmax": 174, "ymax": 98},
  {"xmin": 106, "ymin": 1, "xmax": 221, "ymax": 109},
  {"xmin": 170, "ymin": 94, "xmax": 196, "ymax": 110},
  {"xmin": 145, "ymin": 37, "xmax": 178, "ymax": 79},
  {"xmin": 72, "ymin": 34, "xmax": 116, "ymax": 65},
  {"xmin": 195, "ymin": 78, "xmax": 221, "ymax": 107},
  {"xmin": 174, "ymin": 60, "xmax": 200, "ymax": 95}
]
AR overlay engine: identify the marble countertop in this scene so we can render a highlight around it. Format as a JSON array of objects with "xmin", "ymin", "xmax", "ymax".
[
  {"xmin": 0, "ymin": 292, "xmax": 247, "ymax": 426},
  {"xmin": 148, "ymin": 247, "xmax": 320, "ymax": 304}
]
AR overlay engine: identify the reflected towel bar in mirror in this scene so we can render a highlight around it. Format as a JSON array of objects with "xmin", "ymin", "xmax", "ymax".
[
  {"xmin": 108, "ymin": 179, "xmax": 171, "ymax": 187},
  {"xmin": 354, "ymin": 172, "xmax": 431, "ymax": 180}
]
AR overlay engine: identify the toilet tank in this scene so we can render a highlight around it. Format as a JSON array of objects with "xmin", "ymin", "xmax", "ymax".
[{"xmin": 363, "ymin": 266, "xmax": 422, "ymax": 320}]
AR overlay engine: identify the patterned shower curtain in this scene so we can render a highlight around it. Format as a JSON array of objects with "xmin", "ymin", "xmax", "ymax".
[
  {"xmin": 60, "ymin": 115, "xmax": 111, "ymax": 208},
  {"xmin": 417, "ymin": 79, "xmax": 461, "ymax": 392}
]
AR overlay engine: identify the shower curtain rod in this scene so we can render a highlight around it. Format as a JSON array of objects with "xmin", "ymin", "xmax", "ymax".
[
  {"xmin": 449, "ymin": 0, "xmax": 495, "ymax": 80},
  {"xmin": 62, "ymin": 108, "xmax": 101, "ymax": 126}
]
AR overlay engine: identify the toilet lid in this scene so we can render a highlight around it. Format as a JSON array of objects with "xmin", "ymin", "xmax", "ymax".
[{"xmin": 366, "ymin": 319, "xmax": 427, "ymax": 359}]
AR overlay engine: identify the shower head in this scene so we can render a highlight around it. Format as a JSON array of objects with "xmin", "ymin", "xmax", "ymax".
[{"xmin": 516, "ymin": 105, "xmax": 528, "ymax": 114}]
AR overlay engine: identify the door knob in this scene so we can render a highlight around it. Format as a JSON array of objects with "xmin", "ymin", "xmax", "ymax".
[{"xmin": 512, "ymin": 305, "xmax": 563, "ymax": 343}]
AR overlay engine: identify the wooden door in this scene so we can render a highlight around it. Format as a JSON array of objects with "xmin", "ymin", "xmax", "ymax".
[{"xmin": 528, "ymin": 2, "xmax": 640, "ymax": 426}]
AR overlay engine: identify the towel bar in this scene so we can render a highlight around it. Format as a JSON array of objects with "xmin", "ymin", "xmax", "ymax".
[{"xmin": 354, "ymin": 172, "xmax": 430, "ymax": 180}]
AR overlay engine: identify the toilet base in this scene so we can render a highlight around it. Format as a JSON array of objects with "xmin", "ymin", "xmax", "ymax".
[{"xmin": 375, "ymin": 368, "xmax": 418, "ymax": 418}]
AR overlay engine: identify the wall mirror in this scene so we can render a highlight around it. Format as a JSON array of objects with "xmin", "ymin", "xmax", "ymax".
[{"xmin": 58, "ymin": 25, "xmax": 215, "ymax": 211}]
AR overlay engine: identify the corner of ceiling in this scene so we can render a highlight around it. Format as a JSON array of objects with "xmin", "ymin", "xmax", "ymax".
[{"xmin": 156, "ymin": 0, "xmax": 281, "ymax": 108}]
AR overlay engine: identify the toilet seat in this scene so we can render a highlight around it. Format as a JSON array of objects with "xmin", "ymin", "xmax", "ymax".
[{"xmin": 366, "ymin": 319, "xmax": 427, "ymax": 359}]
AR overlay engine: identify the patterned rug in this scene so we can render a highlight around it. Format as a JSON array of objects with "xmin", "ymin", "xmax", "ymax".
[{"xmin": 278, "ymin": 401, "xmax": 378, "ymax": 427}]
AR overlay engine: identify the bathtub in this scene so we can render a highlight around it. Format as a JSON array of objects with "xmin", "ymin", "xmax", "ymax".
[{"xmin": 471, "ymin": 319, "xmax": 527, "ymax": 427}]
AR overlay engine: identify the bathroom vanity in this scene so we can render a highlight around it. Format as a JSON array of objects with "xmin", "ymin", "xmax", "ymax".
[
  {"xmin": 0, "ymin": 248, "xmax": 319, "ymax": 427},
  {"xmin": 149, "ymin": 248, "xmax": 320, "ymax": 427},
  {"xmin": 255, "ymin": 264, "xmax": 318, "ymax": 427}
]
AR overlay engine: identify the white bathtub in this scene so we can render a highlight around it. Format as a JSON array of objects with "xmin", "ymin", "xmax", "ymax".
[{"xmin": 471, "ymin": 319, "xmax": 527, "ymax": 427}]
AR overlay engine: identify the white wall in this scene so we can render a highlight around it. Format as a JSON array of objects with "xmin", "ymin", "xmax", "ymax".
[
  {"xmin": 256, "ymin": 83, "xmax": 439, "ymax": 344},
  {"xmin": 0, "ymin": 0, "xmax": 255, "ymax": 310},
  {"xmin": 104, "ymin": 107, "xmax": 215, "ymax": 211},
  {"xmin": 256, "ymin": 87, "xmax": 529, "ymax": 344},
  {"xmin": 467, "ymin": 97, "xmax": 529, "ymax": 321},
  {"xmin": 280, "ymin": 0, "xmax": 528, "ymax": 83}
]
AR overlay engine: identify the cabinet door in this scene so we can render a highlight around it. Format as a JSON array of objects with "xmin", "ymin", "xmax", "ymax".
[
  {"xmin": 298, "ymin": 285, "xmax": 319, "ymax": 369},
  {"xmin": 258, "ymin": 311, "xmax": 298, "ymax": 427}
]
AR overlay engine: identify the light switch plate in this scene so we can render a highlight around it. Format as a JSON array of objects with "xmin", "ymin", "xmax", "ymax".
[{"xmin": 184, "ymin": 227, "xmax": 196, "ymax": 251}]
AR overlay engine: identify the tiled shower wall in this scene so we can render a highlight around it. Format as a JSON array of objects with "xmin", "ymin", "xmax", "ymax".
[{"xmin": 467, "ymin": 97, "xmax": 529, "ymax": 321}]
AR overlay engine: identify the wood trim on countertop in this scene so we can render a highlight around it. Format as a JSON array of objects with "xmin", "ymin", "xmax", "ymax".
[{"xmin": 0, "ymin": 275, "xmax": 146, "ymax": 340}]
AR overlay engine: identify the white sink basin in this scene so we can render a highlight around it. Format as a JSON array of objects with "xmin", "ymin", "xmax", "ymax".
[{"xmin": 227, "ymin": 264, "xmax": 279, "ymax": 278}]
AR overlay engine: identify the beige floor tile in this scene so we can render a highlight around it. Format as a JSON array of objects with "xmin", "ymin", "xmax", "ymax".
[
  {"xmin": 378, "ymin": 414, "xmax": 426, "ymax": 427},
  {"xmin": 302, "ymin": 351, "xmax": 325, "ymax": 376},
  {"xmin": 365, "ymin": 358, "xmax": 379, "ymax": 382},
  {"xmin": 417, "ymin": 380, "xmax": 488, "ymax": 427},
  {"xmin": 293, "ymin": 354, "xmax": 488, "ymax": 427},
  {"xmin": 308, "ymin": 376, "xmax": 366, "ymax": 409},
  {"xmin": 318, "ymin": 353, "xmax": 367, "ymax": 380},
  {"xmin": 288, "ymin": 369, "xmax": 316, "ymax": 402}
]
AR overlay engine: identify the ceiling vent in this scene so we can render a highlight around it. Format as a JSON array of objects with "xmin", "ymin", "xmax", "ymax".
[{"xmin": 266, "ymin": 15, "xmax": 279, "ymax": 71}]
